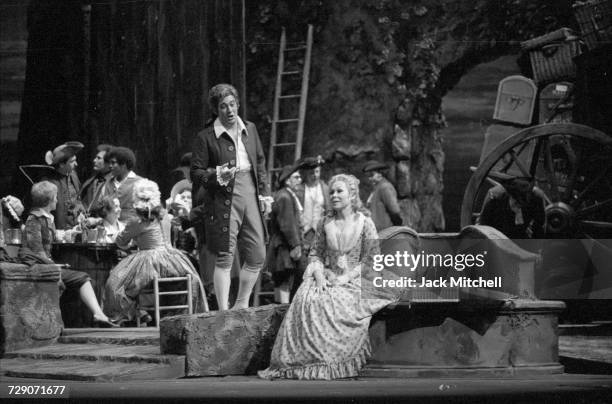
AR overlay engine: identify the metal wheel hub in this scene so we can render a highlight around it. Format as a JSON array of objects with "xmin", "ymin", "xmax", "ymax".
[{"xmin": 545, "ymin": 202, "xmax": 574, "ymax": 234}]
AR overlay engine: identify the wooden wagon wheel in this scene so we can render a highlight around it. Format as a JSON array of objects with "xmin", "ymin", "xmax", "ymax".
[{"xmin": 461, "ymin": 123, "xmax": 612, "ymax": 239}]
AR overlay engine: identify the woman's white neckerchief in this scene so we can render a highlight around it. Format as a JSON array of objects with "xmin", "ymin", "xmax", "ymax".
[{"xmin": 332, "ymin": 212, "xmax": 363, "ymax": 271}]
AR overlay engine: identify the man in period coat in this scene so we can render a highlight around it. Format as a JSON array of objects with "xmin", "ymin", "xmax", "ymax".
[
  {"xmin": 42, "ymin": 141, "xmax": 86, "ymax": 229},
  {"xmin": 269, "ymin": 164, "xmax": 303, "ymax": 303},
  {"xmin": 363, "ymin": 160, "xmax": 403, "ymax": 232},
  {"xmin": 102, "ymin": 146, "xmax": 142, "ymax": 223},
  {"xmin": 80, "ymin": 143, "xmax": 113, "ymax": 213},
  {"xmin": 190, "ymin": 83, "xmax": 271, "ymax": 311},
  {"xmin": 293, "ymin": 155, "xmax": 329, "ymax": 295}
]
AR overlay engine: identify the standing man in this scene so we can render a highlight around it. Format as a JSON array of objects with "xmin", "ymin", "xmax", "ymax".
[
  {"xmin": 103, "ymin": 146, "xmax": 142, "ymax": 223},
  {"xmin": 294, "ymin": 155, "xmax": 329, "ymax": 295},
  {"xmin": 363, "ymin": 160, "xmax": 403, "ymax": 232},
  {"xmin": 80, "ymin": 144, "xmax": 113, "ymax": 213},
  {"xmin": 191, "ymin": 83, "xmax": 271, "ymax": 311},
  {"xmin": 43, "ymin": 141, "xmax": 86, "ymax": 229},
  {"xmin": 269, "ymin": 164, "xmax": 303, "ymax": 303}
]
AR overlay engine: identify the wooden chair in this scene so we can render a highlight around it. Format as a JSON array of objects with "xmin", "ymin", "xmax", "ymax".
[
  {"xmin": 253, "ymin": 273, "xmax": 275, "ymax": 306},
  {"xmin": 136, "ymin": 274, "xmax": 194, "ymax": 328}
]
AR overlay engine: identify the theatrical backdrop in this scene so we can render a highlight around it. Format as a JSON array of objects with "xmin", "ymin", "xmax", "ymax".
[
  {"xmin": 1, "ymin": 0, "xmax": 611, "ymax": 231},
  {"xmin": 1, "ymin": 0, "xmax": 612, "ymax": 388}
]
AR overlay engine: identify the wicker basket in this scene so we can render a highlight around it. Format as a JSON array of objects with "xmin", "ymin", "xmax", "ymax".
[
  {"xmin": 521, "ymin": 28, "xmax": 582, "ymax": 86},
  {"xmin": 573, "ymin": 0, "xmax": 612, "ymax": 50}
]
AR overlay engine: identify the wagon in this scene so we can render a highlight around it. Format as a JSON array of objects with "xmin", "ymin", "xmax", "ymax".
[{"xmin": 461, "ymin": 118, "xmax": 612, "ymax": 305}]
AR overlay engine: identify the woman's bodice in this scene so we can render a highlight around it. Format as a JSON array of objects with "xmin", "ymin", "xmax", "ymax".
[
  {"xmin": 309, "ymin": 212, "xmax": 379, "ymax": 276},
  {"xmin": 103, "ymin": 219, "xmax": 125, "ymax": 243},
  {"xmin": 115, "ymin": 219, "xmax": 167, "ymax": 250}
]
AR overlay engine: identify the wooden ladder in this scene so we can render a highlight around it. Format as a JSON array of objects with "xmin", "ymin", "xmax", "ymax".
[
  {"xmin": 266, "ymin": 24, "xmax": 313, "ymax": 185},
  {"xmin": 255, "ymin": 25, "xmax": 313, "ymax": 307}
]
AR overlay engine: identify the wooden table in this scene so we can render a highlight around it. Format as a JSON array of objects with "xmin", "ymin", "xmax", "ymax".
[{"xmin": 52, "ymin": 242, "xmax": 119, "ymax": 327}]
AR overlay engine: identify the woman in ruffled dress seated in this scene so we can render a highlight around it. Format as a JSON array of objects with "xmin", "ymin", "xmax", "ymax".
[
  {"xmin": 92, "ymin": 196, "xmax": 125, "ymax": 243},
  {"xmin": 258, "ymin": 174, "xmax": 400, "ymax": 380},
  {"xmin": 104, "ymin": 179, "xmax": 207, "ymax": 325}
]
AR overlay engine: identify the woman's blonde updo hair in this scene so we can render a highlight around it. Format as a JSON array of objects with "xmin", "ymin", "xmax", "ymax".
[
  {"xmin": 132, "ymin": 179, "xmax": 162, "ymax": 220},
  {"xmin": 327, "ymin": 174, "xmax": 369, "ymax": 217}
]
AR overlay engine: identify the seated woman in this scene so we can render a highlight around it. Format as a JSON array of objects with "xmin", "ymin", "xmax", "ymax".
[
  {"xmin": 104, "ymin": 179, "xmax": 206, "ymax": 325},
  {"xmin": 20, "ymin": 181, "xmax": 117, "ymax": 327},
  {"xmin": 92, "ymin": 196, "xmax": 125, "ymax": 243},
  {"xmin": 166, "ymin": 183, "xmax": 197, "ymax": 255},
  {"xmin": 258, "ymin": 174, "xmax": 400, "ymax": 380}
]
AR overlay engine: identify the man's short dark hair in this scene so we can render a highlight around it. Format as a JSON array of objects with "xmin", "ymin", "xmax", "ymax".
[
  {"xmin": 97, "ymin": 144, "xmax": 113, "ymax": 161},
  {"xmin": 107, "ymin": 146, "xmax": 136, "ymax": 170}
]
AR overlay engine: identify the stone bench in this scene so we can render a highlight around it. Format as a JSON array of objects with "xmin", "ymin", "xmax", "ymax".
[
  {"xmin": 366, "ymin": 225, "xmax": 565, "ymax": 377},
  {"xmin": 0, "ymin": 262, "xmax": 64, "ymax": 355},
  {"xmin": 365, "ymin": 298, "xmax": 565, "ymax": 377},
  {"xmin": 160, "ymin": 225, "xmax": 565, "ymax": 377},
  {"xmin": 377, "ymin": 225, "xmax": 539, "ymax": 302}
]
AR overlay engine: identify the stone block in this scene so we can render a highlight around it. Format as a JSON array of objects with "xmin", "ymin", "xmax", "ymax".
[
  {"xmin": 160, "ymin": 304, "xmax": 289, "ymax": 376},
  {"xmin": 0, "ymin": 263, "xmax": 63, "ymax": 355},
  {"xmin": 504, "ymin": 299, "xmax": 564, "ymax": 367}
]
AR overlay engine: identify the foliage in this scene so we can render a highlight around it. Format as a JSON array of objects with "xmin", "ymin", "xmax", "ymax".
[{"xmin": 245, "ymin": 1, "xmax": 330, "ymax": 138}]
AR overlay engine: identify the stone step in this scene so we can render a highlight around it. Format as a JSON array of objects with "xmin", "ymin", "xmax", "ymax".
[
  {"xmin": 0, "ymin": 357, "xmax": 185, "ymax": 381},
  {"xmin": 58, "ymin": 328, "xmax": 160, "ymax": 346},
  {"xmin": 0, "ymin": 329, "xmax": 184, "ymax": 381},
  {"xmin": 2, "ymin": 343, "xmax": 180, "ymax": 365},
  {"xmin": 559, "ymin": 335, "xmax": 612, "ymax": 364},
  {"xmin": 559, "ymin": 322, "xmax": 612, "ymax": 336}
]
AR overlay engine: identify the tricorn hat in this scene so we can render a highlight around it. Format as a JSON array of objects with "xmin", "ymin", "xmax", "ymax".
[
  {"xmin": 362, "ymin": 160, "xmax": 389, "ymax": 173},
  {"xmin": 44, "ymin": 141, "xmax": 84, "ymax": 166},
  {"xmin": 297, "ymin": 155, "xmax": 325, "ymax": 170},
  {"xmin": 277, "ymin": 164, "xmax": 299, "ymax": 188}
]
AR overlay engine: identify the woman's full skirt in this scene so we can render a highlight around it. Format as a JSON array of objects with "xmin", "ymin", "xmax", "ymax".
[
  {"xmin": 104, "ymin": 246, "xmax": 204, "ymax": 322},
  {"xmin": 258, "ymin": 276, "xmax": 394, "ymax": 380}
]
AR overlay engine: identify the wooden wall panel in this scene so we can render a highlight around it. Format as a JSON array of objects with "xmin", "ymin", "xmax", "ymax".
[{"xmin": 17, "ymin": 0, "xmax": 244, "ymax": 197}]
